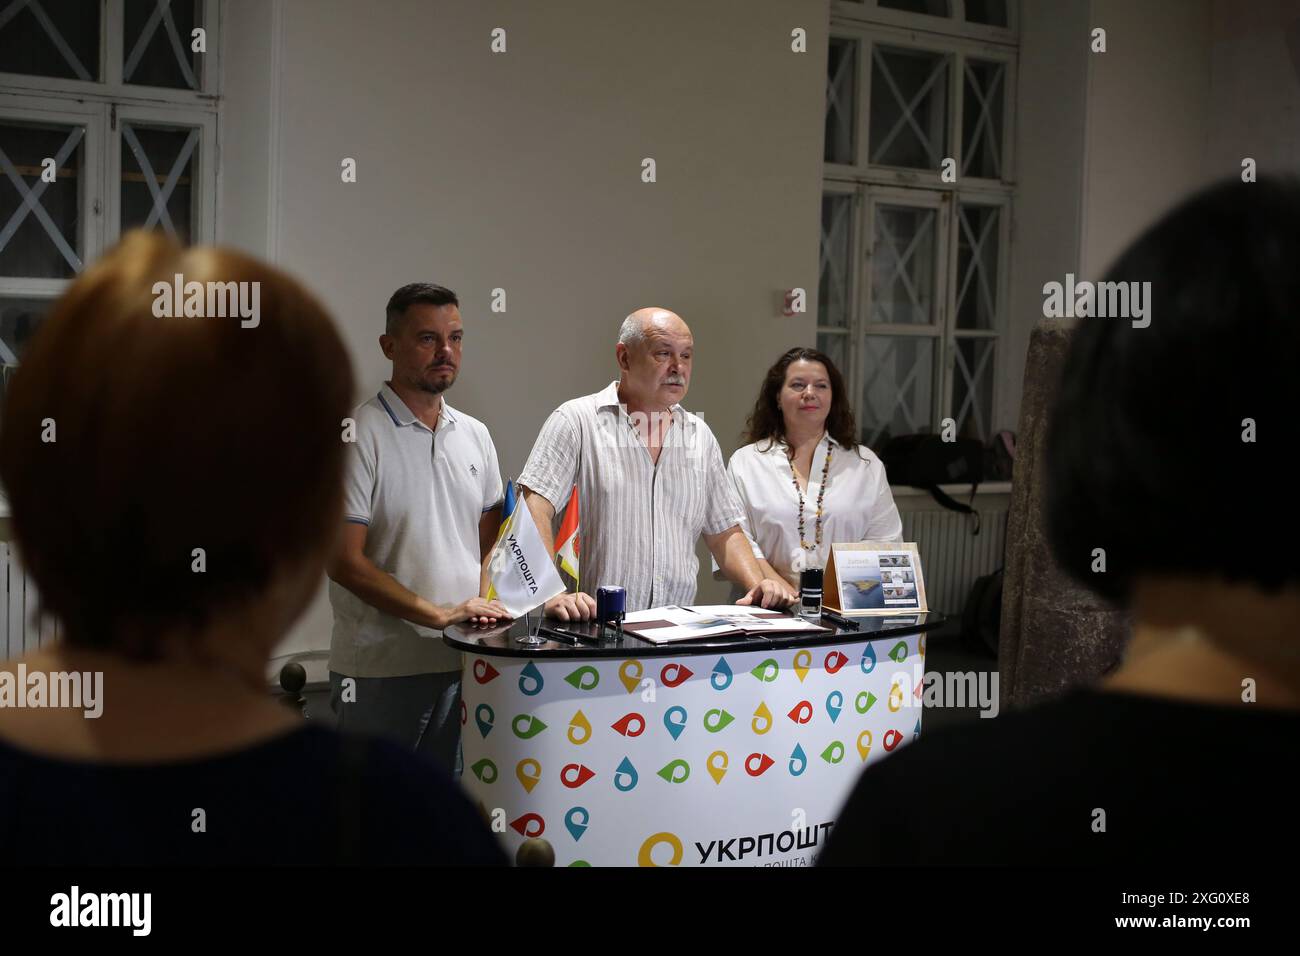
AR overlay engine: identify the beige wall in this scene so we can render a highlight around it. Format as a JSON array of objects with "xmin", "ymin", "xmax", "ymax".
[
  {"xmin": 1079, "ymin": 0, "xmax": 1214, "ymax": 278},
  {"xmin": 1205, "ymin": 0, "xmax": 1300, "ymax": 178},
  {"xmin": 220, "ymin": 0, "xmax": 829, "ymax": 656},
  {"xmin": 1075, "ymin": 0, "xmax": 1300, "ymax": 279},
  {"xmin": 1007, "ymin": 0, "xmax": 1219, "ymax": 434},
  {"xmin": 218, "ymin": 0, "xmax": 275, "ymax": 258},
  {"xmin": 1002, "ymin": 0, "xmax": 1091, "ymax": 433}
]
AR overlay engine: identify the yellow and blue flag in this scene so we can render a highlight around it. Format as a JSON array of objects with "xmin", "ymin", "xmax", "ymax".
[{"xmin": 485, "ymin": 479, "xmax": 566, "ymax": 617}]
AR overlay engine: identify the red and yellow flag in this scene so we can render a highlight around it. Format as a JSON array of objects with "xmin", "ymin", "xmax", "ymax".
[{"xmin": 555, "ymin": 485, "xmax": 580, "ymax": 587}]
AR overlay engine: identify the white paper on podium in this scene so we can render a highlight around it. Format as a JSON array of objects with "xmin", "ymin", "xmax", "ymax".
[
  {"xmin": 622, "ymin": 605, "xmax": 741, "ymax": 642},
  {"xmin": 683, "ymin": 605, "xmax": 824, "ymax": 631},
  {"xmin": 623, "ymin": 605, "xmax": 826, "ymax": 643}
]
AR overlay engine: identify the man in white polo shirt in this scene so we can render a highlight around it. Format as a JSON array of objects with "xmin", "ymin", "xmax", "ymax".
[{"xmin": 327, "ymin": 283, "xmax": 508, "ymax": 773}]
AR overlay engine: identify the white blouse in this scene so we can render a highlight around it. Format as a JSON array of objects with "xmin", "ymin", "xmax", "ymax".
[{"xmin": 724, "ymin": 432, "xmax": 903, "ymax": 589}]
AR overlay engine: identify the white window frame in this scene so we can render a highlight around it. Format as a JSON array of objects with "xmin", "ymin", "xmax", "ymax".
[
  {"xmin": 0, "ymin": 96, "xmax": 107, "ymax": 291},
  {"xmin": 945, "ymin": 192, "xmax": 1010, "ymax": 440},
  {"xmin": 832, "ymin": 0, "xmax": 1019, "ymax": 48},
  {"xmin": 108, "ymin": 102, "xmax": 217, "ymax": 244},
  {"xmin": 820, "ymin": 10, "xmax": 1017, "ymax": 445},
  {"xmin": 0, "ymin": 0, "xmax": 220, "ymax": 366},
  {"xmin": 0, "ymin": 96, "xmax": 218, "ymax": 275},
  {"xmin": 0, "ymin": 0, "xmax": 221, "ymax": 103},
  {"xmin": 816, "ymin": 180, "xmax": 861, "ymax": 364},
  {"xmin": 824, "ymin": 21, "xmax": 1018, "ymax": 190},
  {"xmin": 859, "ymin": 185, "xmax": 952, "ymax": 445}
]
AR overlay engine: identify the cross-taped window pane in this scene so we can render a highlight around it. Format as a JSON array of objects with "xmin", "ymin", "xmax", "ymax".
[
  {"xmin": 0, "ymin": 121, "xmax": 85, "ymax": 279},
  {"xmin": 0, "ymin": 360, "xmax": 18, "ymax": 411},
  {"xmin": 0, "ymin": 0, "xmax": 99, "ymax": 81},
  {"xmin": 869, "ymin": 46, "xmax": 949, "ymax": 169},
  {"xmin": 825, "ymin": 37, "xmax": 858, "ymax": 164},
  {"xmin": 817, "ymin": 331, "xmax": 848, "ymax": 376},
  {"xmin": 956, "ymin": 204, "xmax": 1000, "ymax": 330},
  {"xmin": 871, "ymin": 204, "xmax": 937, "ymax": 325},
  {"xmin": 962, "ymin": 59, "xmax": 1005, "ymax": 179},
  {"xmin": 121, "ymin": 123, "xmax": 199, "ymax": 242},
  {"xmin": 124, "ymin": 0, "xmax": 203, "ymax": 90},
  {"xmin": 0, "ymin": 295, "xmax": 49, "ymax": 366},
  {"xmin": 952, "ymin": 337, "xmax": 995, "ymax": 441},
  {"xmin": 862, "ymin": 334, "xmax": 935, "ymax": 448},
  {"xmin": 819, "ymin": 193, "xmax": 853, "ymax": 327}
]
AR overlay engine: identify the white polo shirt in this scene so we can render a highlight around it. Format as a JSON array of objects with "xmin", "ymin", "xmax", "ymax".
[
  {"xmin": 725, "ymin": 432, "xmax": 902, "ymax": 589},
  {"xmin": 328, "ymin": 383, "xmax": 503, "ymax": 677}
]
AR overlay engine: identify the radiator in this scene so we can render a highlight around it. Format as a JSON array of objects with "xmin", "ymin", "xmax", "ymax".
[
  {"xmin": 896, "ymin": 488, "xmax": 1009, "ymax": 616},
  {"xmin": 1, "ymin": 541, "xmax": 58, "ymax": 659}
]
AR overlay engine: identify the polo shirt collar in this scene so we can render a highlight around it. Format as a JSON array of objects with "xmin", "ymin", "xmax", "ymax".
[{"xmin": 378, "ymin": 382, "xmax": 457, "ymax": 429}]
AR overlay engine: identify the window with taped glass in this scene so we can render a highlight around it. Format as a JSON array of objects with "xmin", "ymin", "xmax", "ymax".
[
  {"xmin": 0, "ymin": 0, "xmax": 217, "ymax": 382},
  {"xmin": 819, "ymin": 1, "xmax": 1015, "ymax": 449}
]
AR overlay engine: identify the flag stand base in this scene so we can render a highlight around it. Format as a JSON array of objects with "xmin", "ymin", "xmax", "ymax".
[{"xmin": 515, "ymin": 607, "xmax": 546, "ymax": 646}]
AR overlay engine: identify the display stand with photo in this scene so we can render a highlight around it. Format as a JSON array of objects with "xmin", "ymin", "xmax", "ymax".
[{"xmin": 822, "ymin": 541, "xmax": 928, "ymax": 616}]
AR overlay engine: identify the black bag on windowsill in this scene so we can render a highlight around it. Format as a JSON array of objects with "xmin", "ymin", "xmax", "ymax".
[{"xmin": 879, "ymin": 433, "xmax": 983, "ymax": 534}]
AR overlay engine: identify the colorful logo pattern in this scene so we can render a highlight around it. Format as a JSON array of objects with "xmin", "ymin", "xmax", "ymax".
[{"xmin": 460, "ymin": 636, "xmax": 924, "ymax": 867}]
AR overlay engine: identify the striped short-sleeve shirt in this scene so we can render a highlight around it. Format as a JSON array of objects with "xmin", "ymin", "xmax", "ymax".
[{"xmin": 518, "ymin": 381, "xmax": 744, "ymax": 611}]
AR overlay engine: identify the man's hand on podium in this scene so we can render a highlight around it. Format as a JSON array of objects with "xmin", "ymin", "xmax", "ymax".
[
  {"xmin": 545, "ymin": 592, "xmax": 597, "ymax": 621},
  {"xmin": 737, "ymin": 578, "xmax": 798, "ymax": 610},
  {"xmin": 449, "ymin": 597, "xmax": 511, "ymax": 628}
]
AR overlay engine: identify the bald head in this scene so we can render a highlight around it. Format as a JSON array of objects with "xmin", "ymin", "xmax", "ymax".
[
  {"xmin": 616, "ymin": 307, "xmax": 694, "ymax": 410},
  {"xmin": 619, "ymin": 308, "xmax": 691, "ymax": 350}
]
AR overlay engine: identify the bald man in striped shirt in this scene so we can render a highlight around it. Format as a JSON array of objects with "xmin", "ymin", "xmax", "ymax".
[{"xmin": 517, "ymin": 308, "xmax": 796, "ymax": 619}]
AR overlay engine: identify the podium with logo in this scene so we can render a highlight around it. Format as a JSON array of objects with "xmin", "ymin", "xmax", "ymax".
[{"xmin": 443, "ymin": 613, "xmax": 942, "ymax": 867}]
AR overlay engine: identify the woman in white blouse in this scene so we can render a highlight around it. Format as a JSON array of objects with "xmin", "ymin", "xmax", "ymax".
[{"xmin": 726, "ymin": 347, "xmax": 902, "ymax": 590}]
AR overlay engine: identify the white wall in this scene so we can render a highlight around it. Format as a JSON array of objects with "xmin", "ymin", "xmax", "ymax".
[
  {"xmin": 216, "ymin": 0, "xmax": 275, "ymax": 259},
  {"xmin": 1002, "ymin": 0, "xmax": 1091, "ymax": 432},
  {"xmin": 1205, "ymin": 0, "xmax": 1300, "ymax": 178},
  {"xmin": 1079, "ymin": 0, "xmax": 1214, "ymax": 279},
  {"xmin": 1073, "ymin": 0, "xmax": 1300, "ymax": 279},
  {"xmin": 220, "ymin": 0, "xmax": 829, "ymax": 657},
  {"xmin": 1006, "ymin": 0, "xmax": 1218, "ymax": 431}
]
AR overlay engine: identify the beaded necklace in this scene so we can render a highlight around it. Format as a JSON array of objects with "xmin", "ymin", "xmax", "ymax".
[{"xmin": 789, "ymin": 438, "xmax": 832, "ymax": 551}]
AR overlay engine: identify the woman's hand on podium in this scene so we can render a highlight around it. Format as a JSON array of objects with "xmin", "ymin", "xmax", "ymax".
[
  {"xmin": 737, "ymin": 578, "xmax": 798, "ymax": 610},
  {"xmin": 545, "ymin": 592, "xmax": 597, "ymax": 621}
]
